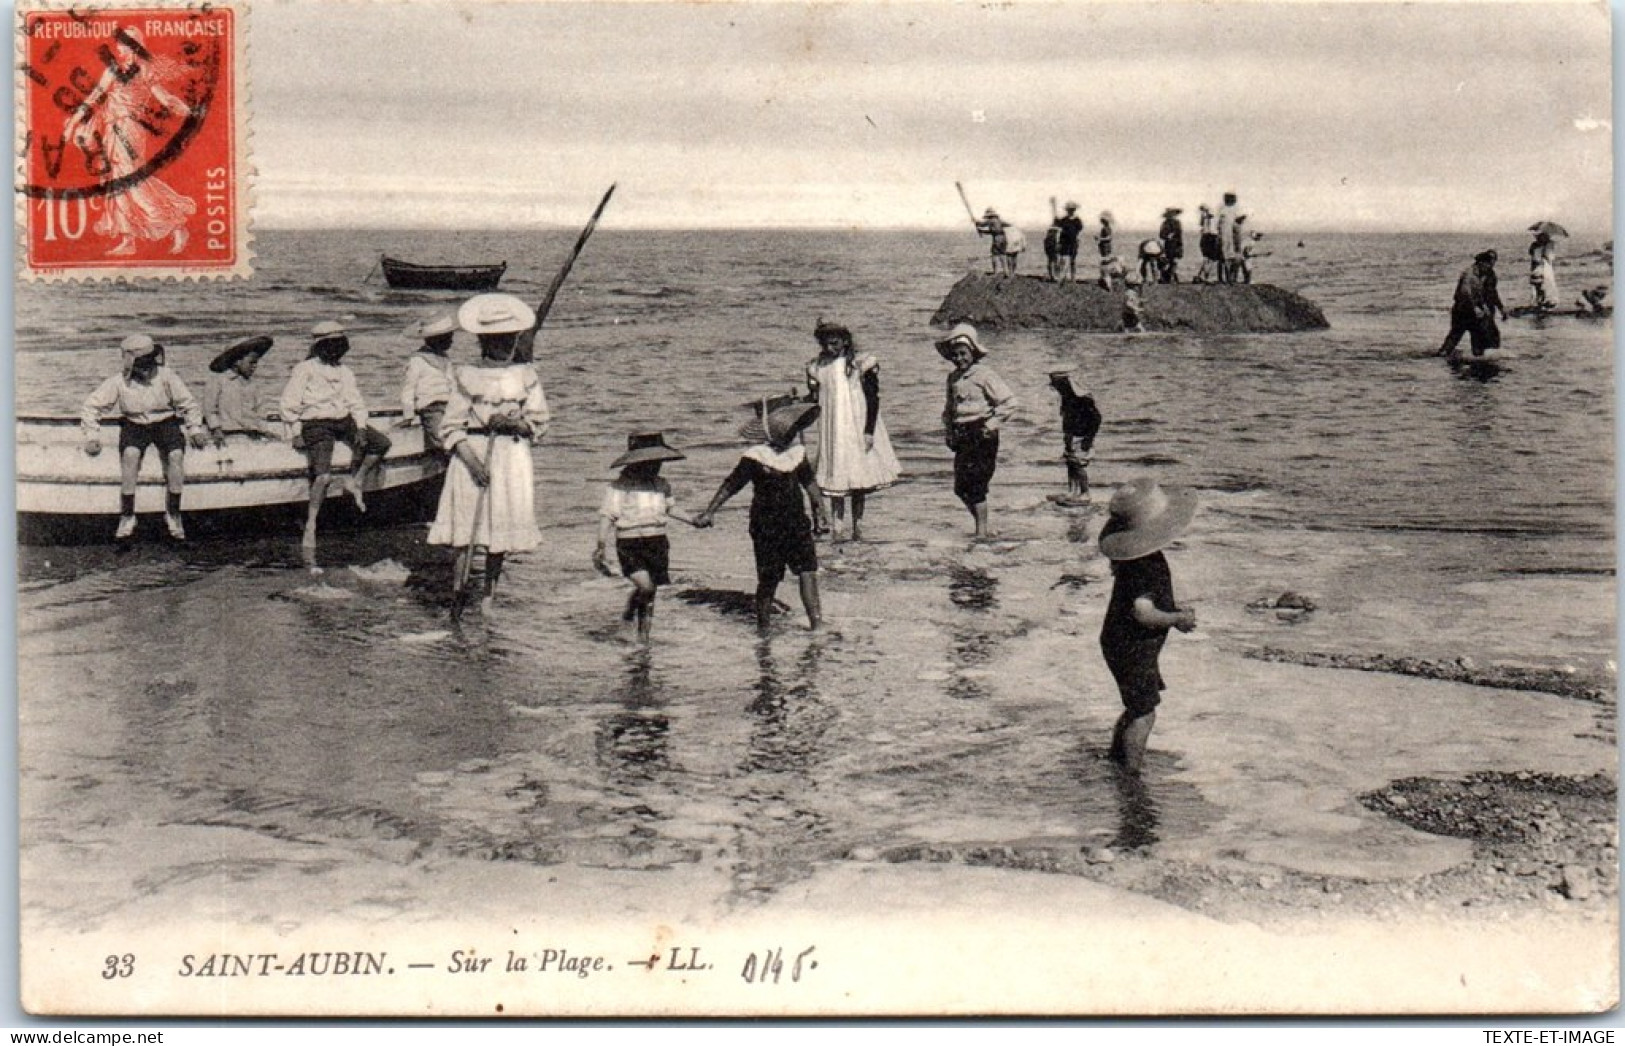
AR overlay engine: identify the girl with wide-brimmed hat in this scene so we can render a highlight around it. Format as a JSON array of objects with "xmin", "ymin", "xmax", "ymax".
[
  {"xmin": 429, "ymin": 294, "xmax": 550, "ymax": 614},
  {"xmin": 1097, "ymin": 477, "xmax": 1199, "ymax": 773},
  {"xmin": 695, "ymin": 395, "xmax": 830, "ymax": 632},
  {"xmin": 595, "ymin": 432, "xmax": 701, "ymax": 642},
  {"xmin": 803, "ymin": 319, "xmax": 901, "ymax": 541}
]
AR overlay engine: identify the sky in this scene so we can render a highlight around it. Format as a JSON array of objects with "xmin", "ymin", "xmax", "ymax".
[{"xmin": 244, "ymin": 0, "xmax": 1614, "ymax": 232}]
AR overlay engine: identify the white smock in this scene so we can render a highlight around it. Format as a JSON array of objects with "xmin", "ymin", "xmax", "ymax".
[
  {"xmin": 428, "ymin": 362, "xmax": 549, "ymax": 552},
  {"xmin": 804, "ymin": 352, "xmax": 902, "ymax": 496}
]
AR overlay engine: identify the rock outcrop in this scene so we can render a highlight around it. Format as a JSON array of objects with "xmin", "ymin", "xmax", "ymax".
[{"xmin": 931, "ymin": 274, "xmax": 1330, "ymax": 333}]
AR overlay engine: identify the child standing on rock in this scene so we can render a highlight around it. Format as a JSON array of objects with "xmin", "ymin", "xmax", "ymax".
[
  {"xmin": 1048, "ymin": 371, "xmax": 1101, "ymax": 505},
  {"xmin": 1098, "ymin": 477, "xmax": 1198, "ymax": 773},
  {"xmin": 595, "ymin": 433, "xmax": 701, "ymax": 643},
  {"xmin": 694, "ymin": 397, "xmax": 829, "ymax": 632}
]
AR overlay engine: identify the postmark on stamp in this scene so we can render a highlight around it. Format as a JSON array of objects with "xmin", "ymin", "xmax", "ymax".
[{"xmin": 16, "ymin": 1, "xmax": 250, "ymax": 279}]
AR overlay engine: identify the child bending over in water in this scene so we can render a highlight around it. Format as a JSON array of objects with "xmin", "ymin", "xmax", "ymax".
[
  {"xmin": 1098, "ymin": 477, "xmax": 1198, "ymax": 773},
  {"xmin": 695, "ymin": 397, "xmax": 829, "ymax": 631},
  {"xmin": 595, "ymin": 433, "xmax": 701, "ymax": 642}
]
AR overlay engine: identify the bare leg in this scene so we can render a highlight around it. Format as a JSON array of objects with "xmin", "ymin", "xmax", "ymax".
[
  {"xmin": 971, "ymin": 501, "xmax": 990, "ymax": 539},
  {"xmin": 348, "ymin": 453, "xmax": 385, "ymax": 512},
  {"xmin": 1110, "ymin": 710, "xmax": 1157, "ymax": 773},
  {"xmin": 627, "ymin": 570, "xmax": 657, "ymax": 643},
  {"xmin": 754, "ymin": 579, "xmax": 778, "ymax": 632},
  {"xmin": 162, "ymin": 449, "xmax": 186, "ymax": 495},
  {"xmin": 798, "ymin": 571, "xmax": 823, "ymax": 630},
  {"xmin": 849, "ymin": 491, "xmax": 866, "ymax": 540},
  {"xmin": 303, "ymin": 474, "xmax": 332, "ymax": 547},
  {"xmin": 829, "ymin": 496, "xmax": 847, "ymax": 540}
]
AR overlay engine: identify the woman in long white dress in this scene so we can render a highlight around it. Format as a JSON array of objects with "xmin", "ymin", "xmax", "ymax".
[
  {"xmin": 429, "ymin": 294, "xmax": 550, "ymax": 612},
  {"xmin": 803, "ymin": 320, "xmax": 901, "ymax": 541}
]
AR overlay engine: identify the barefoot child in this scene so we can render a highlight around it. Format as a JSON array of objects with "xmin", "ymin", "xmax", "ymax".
[
  {"xmin": 279, "ymin": 321, "xmax": 392, "ymax": 549},
  {"xmin": 1048, "ymin": 371, "xmax": 1101, "ymax": 504},
  {"xmin": 938, "ymin": 323, "xmax": 1018, "ymax": 540},
  {"xmin": 1098, "ymin": 477, "xmax": 1198, "ymax": 773},
  {"xmin": 595, "ymin": 433, "xmax": 700, "ymax": 642},
  {"xmin": 694, "ymin": 397, "xmax": 830, "ymax": 631}
]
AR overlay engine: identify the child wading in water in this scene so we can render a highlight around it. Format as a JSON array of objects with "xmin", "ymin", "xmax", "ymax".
[
  {"xmin": 595, "ymin": 433, "xmax": 700, "ymax": 642},
  {"xmin": 1098, "ymin": 477, "xmax": 1198, "ymax": 773},
  {"xmin": 695, "ymin": 397, "xmax": 829, "ymax": 632},
  {"xmin": 1047, "ymin": 371, "xmax": 1101, "ymax": 505}
]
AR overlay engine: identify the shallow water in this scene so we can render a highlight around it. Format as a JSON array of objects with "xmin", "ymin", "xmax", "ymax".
[{"xmin": 15, "ymin": 229, "xmax": 1616, "ymax": 917}]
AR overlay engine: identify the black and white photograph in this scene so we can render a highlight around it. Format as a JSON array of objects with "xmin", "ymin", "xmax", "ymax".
[{"xmin": 11, "ymin": 0, "xmax": 1617, "ymax": 1018}]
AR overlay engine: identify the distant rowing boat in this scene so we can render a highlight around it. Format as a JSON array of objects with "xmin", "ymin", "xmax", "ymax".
[
  {"xmin": 380, "ymin": 256, "xmax": 507, "ymax": 291},
  {"xmin": 18, "ymin": 411, "xmax": 445, "ymax": 545}
]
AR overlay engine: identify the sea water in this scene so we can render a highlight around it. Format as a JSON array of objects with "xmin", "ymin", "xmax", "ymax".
[{"xmin": 14, "ymin": 229, "xmax": 1616, "ymax": 912}]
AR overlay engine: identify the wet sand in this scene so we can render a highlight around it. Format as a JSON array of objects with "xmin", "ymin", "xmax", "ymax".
[{"xmin": 18, "ymin": 467, "xmax": 1617, "ymax": 1016}]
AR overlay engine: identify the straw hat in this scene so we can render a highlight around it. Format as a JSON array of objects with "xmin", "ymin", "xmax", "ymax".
[
  {"xmin": 934, "ymin": 322, "xmax": 987, "ymax": 361},
  {"xmin": 1047, "ymin": 370, "xmax": 1079, "ymax": 396},
  {"xmin": 1163, "ymin": 207, "xmax": 1183, "ymax": 218},
  {"xmin": 458, "ymin": 293, "xmax": 536, "ymax": 335},
  {"xmin": 120, "ymin": 333, "xmax": 160, "ymax": 363},
  {"xmin": 308, "ymin": 320, "xmax": 349, "ymax": 359},
  {"xmin": 1098, "ymin": 478, "xmax": 1198, "ymax": 561},
  {"xmin": 1064, "ymin": 201, "xmax": 1079, "ymax": 212},
  {"xmin": 739, "ymin": 394, "xmax": 820, "ymax": 444},
  {"xmin": 1475, "ymin": 249, "xmax": 1498, "ymax": 265},
  {"xmin": 209, "ymin": 334, "xmax": 273, "ymax": 373},
  {"xmin": 611, "ymin": 432, "xmax": 686, "ymax": 469},
  {"xmin": 1140, "ymin": 239, "xmax": 1163, "ymax": 256},
  {"xmin": 983, "ymin": 207, "xmax": 999, "ymax": 218},
  {"xmin": 406, "ymin": 313, "xmax": 457, "ymax": 340}
]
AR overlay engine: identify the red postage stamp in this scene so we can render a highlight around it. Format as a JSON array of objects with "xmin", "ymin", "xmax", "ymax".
[{"xmin": 16, "ymin": 1, "xmax": 250, "ymax": 279}]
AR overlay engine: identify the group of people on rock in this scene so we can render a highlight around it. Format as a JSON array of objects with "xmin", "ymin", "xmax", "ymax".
[{"xmin": 974, "ymin": 191, "xmax": 1267, "ymax": 289}]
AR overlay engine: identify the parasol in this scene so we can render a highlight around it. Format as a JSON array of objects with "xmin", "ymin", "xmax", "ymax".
[{"xmin": 1528, "ymin": 221, "xmax": 1570, "ymax": 238}]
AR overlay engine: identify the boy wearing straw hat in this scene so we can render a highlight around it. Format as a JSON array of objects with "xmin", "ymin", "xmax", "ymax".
[
  {"xmin": 81, "ymin": 334, "xmax": 208, "ymax": 540},
  {"xmin": 279, "ymin": 321, "xmax": 393, "ymax": 549},
  {"xmin": 695, "ymin": 395, "xmax": 830, "ymax": 632},
  {"xmin": 1098, "ymin": 477, "xmax": 1199, "ymax": 773},
  {"xmin": 398, "ymin": 313, "xmax": 458, "ymax": 455},
  {"xmin": 203, "ymin": 334, "xmax": 278, "ymax": 445},
  {"xmin": 595, "ymin": 433, "xmax": 701, "ymax": 642}
]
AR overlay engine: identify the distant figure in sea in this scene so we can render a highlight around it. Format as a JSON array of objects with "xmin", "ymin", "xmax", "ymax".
[
  {"xmin": 1095, "ymin": 211, "xmax": 1116, "ymax": 286},
  {"xmin": 804, "ymin": 319, "xmax": 901, "ymax": 541},
  {"xmin": 1122, "ymin": 272, "xmax": 1147, "ymax": 333},
  {"xmin": 976, "ymin": 207, "xmax": 1023, "ymax": 276},
  {"xmin": 280, "ymin": 322, "xmax": 393, "ymax": 549},
  {"xmin": 1216, "ymin": 193, "xmax": 1241, "ymax": 283},
  {"xmin": 1158, "ymin": 208, "xmax": 1184, "ymax": 283},
  {"xmin": 595, "ymin": 433, "xmax": 700, "ymax": 643},
  {"xmin": 1136, "ymin": 238, "xmax": 1164, "ymax": 286},
  {"xmin": 1578, "ymin": 285, "xmax": 1611, "ymax": 316},
  {"xmin": 82, "ymin": 334, "xmax": 208, "ymax": 541},
  {"xmin": 1195, "ymin": 204, "xmax": 1221, "ymax": 283},
  {"xmin": 938, "ymin": 323, "xmax": 1018, "ymax": 540},
  {"xmin": 1436, "ymin": 250, "xmax": 1508, "ymax": 359},
  {"xmin": 1528, "ymin": 230, "xmax": 1559, "ymax": 310},
  {"xmin": 1048, "ymin": 371, "xmax": 1101, "ymax": 504},
  {"xmin": 1098, "ymin": 477, "xmax": 1199, "ymax": 774},
  {"xmin": 695, "ymin": 397, "xmax": 830, "ymax": 632},
  {"xmin": 1056, "ymin": 200, "xmax": 1084, "ymax": 282},
  {"xmin": 399, "ymin": 313, "xmax": 458, "ymax": 456},
  {"xmin": 204, "ymin": 335, "xmax": 279, "ymax": 445},
  {"xmin": 429, "ymin": 294, "xmax": 549, "ymax": 613},
  {"xmin": 1238, "ymin": 227, "xmax": 1270, "ymax": 284}
]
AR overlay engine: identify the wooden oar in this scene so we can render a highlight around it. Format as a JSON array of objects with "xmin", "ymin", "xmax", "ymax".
[
  {"xmin": 515, "ymin": 183, "xmax": 618, "ymax": 363},
  {"xmin": 955, "ymin": 181, "xmax": 979, "ymax": 228},
  {"xmin": 450, "ymin": 434, "xmax": 498, "ymax": 622},
  {"xmin": 362, "ymin": 254, "xmax": 381, "ymax": 285}
]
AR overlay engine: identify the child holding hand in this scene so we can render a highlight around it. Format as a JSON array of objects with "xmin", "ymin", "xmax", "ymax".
[{"xmin": 595, "ymin": 433, "xmax": 701, "ymax": 642}]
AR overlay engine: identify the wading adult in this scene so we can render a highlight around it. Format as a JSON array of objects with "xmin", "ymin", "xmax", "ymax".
[
  {"xmin": 82, "ymin": 334, "xmax": 208, "ymax": 540},
  {"xmin": 1436, "ymin": 250, "xmax": 1508, "ymax": 359},
  {"xmin": 937, "ymin": 323, "xmax": 1017, "ymax": 540},
  {"xmin": 429, "ymin": 293, "xmax": 550, "ymax": 615},
  {"xmin": 804, "ymin": 319, "xmax": 901, "ymax": 541}
]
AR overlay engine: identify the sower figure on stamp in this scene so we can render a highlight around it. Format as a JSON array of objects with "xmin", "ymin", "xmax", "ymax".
[
  {"xmin": 61, "ymin": 27, "xmax": 197, "ymax": 257},
  {"xmin": 81, "ymin": 334, "xmax": 209, "ymax": 541},
  {"xmin": 429, "ymin": 294, "xmax": 550, "ymax": 616},
  {"xmin": 279, "ymin": 322, "xmax": 392, "ymax": 550}
]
